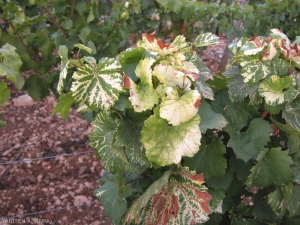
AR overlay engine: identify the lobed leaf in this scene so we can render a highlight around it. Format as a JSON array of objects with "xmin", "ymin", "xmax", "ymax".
[
  {"xmin": 193, "ymin": 33, "xmax": 219, "ymax": 47},
  {"xmin": 258, "ymin": 75, "xmax": 298, "ymax": 106},
  {"xmin": 124, "ymin": 168, "xmax": 212, "ymax": 225},
  {"xmin": 246, "ymin": 148, "xmax": 293, "ymax": 187},
  {"xmin": 160, "ymin": 88, "xmax": 201, "ymax": 126},
  {"xmin": 71, "ymin": 58, "xmax": 123, "ymax": 109},
  {"xmin": 89, "ymin": 112, "xmax": 136, "ymax": 173},
  {"xmin": 141, "ymin": 108, "xmax": 201, "ymax": 166}
]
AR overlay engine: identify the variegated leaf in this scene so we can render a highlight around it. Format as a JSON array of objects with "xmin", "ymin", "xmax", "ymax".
[
  {"xmin": 153, "ymin": 63, "xmax": 192, "ymax": 90},
  {"xmin": 126, "ymin": 58, "xmax": 159, "ymax": 112},
  {"xmin": 57, "ymin": 45, "xmax": 69, "ymax": 94},
  {"xmin": 283, "ymin": 98, "xmax": 300, "ymax": 132},
  {"xmin": 141, "ymin": 108, "xmax": 201, "ymax": 166},
  {"xmin": 160, "ymin": 88, "xmax": 201, "ymax": 126},
  {"xmin": 258, "ymin": 75, "xmax": 298, "ymax": 106},
  {"xmin": 89, "ymin": 112, "xmax": 136, "ymax": 173},
  {"xmin": 193, "ymin": 33, "xmax": 219, "ymax": 47},
  {"xmin": 124, "ymin": 168, "xmax": 212, "ymax": 225},
  {"xmin": 240, "ymin": 60, "xmax": 271, "ymax": 85},
  {"xmin": 70, "ymin": 58, "xmax": 123, "ymax": 109},
  {"xmin": 195, "ymin": 76, "xmax": 214, "ymax": 100}
]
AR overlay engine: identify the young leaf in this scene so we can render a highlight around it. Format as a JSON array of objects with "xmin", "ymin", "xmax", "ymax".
[
  {"xmin": 141, "ymin": 108, "xmax": 201, "ymax": 166},
  {"xmin": 247, "ymin": 148, "xmax": 293, "ymax": 187},
  {"xmin": 124, "ymin": 168, "xmax": 212, "ymax": 225},
  {"xmin": 89, "ymin": 112, "xmax": 136, "ymax": 173},
  {"xmin": 160, "ymin": 88, "xmax": 201, "ymax": 126},
  {"xmin": 74, "ymin": 43, "xmax": 92, "ymax": 54},
  {"xmin": 127, "ymin": 58, "xmax": 159, "ymax": 112},
  {"xmin": 52, "ymin": 93, "xmax": 75, "ymax": 119},
  {"xmin": 0, "ymin": 43, "xmax": 22, "ymax": 82},
  {"xmin": 228, "ymin": 118, "xmax": 272, "ymax": 162},
  {"xmin": 71, "ymin": 58, "xmax": 123, "ymax": 109},
  {"xmin": 258, "ymin": 75, "xmax": 298, "ymax": 106},
  {"xmin": 57, "ymin": 45, "xmax": 68, "ymax": 94},
  {"xmin": 193, "ymin": 33, "xmax": 219, "ymax": 47},
  {"xmin": 184, "ymin": 136, "xmax": 227, "ymax": 179},
  {"xmin": 197, "ymin": 99, "xmax": 227, "ymax": 133}
]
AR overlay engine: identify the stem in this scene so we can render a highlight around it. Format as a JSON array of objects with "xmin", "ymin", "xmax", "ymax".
[
  {"xmin": 260, "ymin": 110, "xmax": 269, "ymax": 119},
  {"xmin": 42, "ymin": 6, "xmax": 68, "ymax": 38},
  {"xmin": 70, "ymin": 0, "xmax": 77, "ymax": 19},
  {"xmin": 7, "ymin": 21, "xmax": 39, "ymax": 62}
]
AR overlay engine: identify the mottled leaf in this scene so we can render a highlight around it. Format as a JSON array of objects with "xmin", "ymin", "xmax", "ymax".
[
  {"xmin": 197, "ymin": 99, "xmax": 227, "ymax": 133},
  {"xmin": 57, "ymin": 45, "xmax": 68, "ymax": 94},
  {"xmin": 240, "ymin": 60, "xmax": 271, "ymax": 85},
  {"xmin": 52, "ymin": 93, "xmax": 75, "ymax": 119},
  {"xmin": 141, "ymin": 108, "xmax": 201, "ymax": 166},
  {"xmin": 283, "ymin": 98, "xmax": 300, "ymax": 132},
  {"xmin": 228, "ymin": 118, "xmax": 272, "ymax": 162},
  {"xmin": 160, "ymin": 88, "xmax": 201, "ymax": 126},
  {"xmin": 247, "ymin": 148, "xmax": 293, "ymax": 187},
  {"xmin": 227, "ymin": 75, "xmax": 250, "ymax": 102},
  {"xmin": 287, "ymin": 185, "xmax": 300, "ymax": 216},
  {"xmin": 0, "ymin": 43, "xmax": 22, "ymax": 82},
  {"xmin": 195, "ymin": 75, "xmax": 214, "ymax": 100},
  {"xmin": 258, "ymin": 75, "xmax": 298, "ymax": 106},
  {"xmin": 193, "ymin": 33, "xmax": 219, "ymax": 47},
  {"xmin": 89, "ymin": 112, "xmax": 135, "ymax": 173},
  {"xmin": 124, "ymin": 168, "xmax": 212, "ymax": 225},
  {"xmin": 71, "ymin": 58, "xmax": 123, "ymax": 109}
]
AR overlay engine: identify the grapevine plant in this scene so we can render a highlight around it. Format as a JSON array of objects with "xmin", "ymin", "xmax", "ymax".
[{"xmin": 53, "ymin": 29, "xmax": 300, "ymax": 224}]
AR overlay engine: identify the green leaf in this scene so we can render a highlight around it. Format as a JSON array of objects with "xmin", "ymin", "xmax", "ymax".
[
  {"xmin": 227, "ymin": 75, "xmax": 250, "ymax": 102},
  {"xmin": 89, "ymin": 112, "xmax": 136, "ymax": 173},
  {"xmin": 118, "ymin": 47, "xmax": 146, "ymax": 82},
  {"xmin": 52, "ymin": 93, "xmax": 75, "ymax": 120},
  {"xmin": 13, "ymin": 72, "xmax": 25, "ymax": 90},
  {"xmin": 0, "ymin": 43, "xmax": 22, "ymax": 82},
  {"xmin": 141, "ymin": 108, "xmax": 201, "ymax": 166},
  {"xmin": 71, "ymin": 58, "xmax": 123, "ymax": 109},
  {"xmin": 74, "ymin": 43, "xmax": 92, "ymax": 54},
  {"xmin": 0, "ymin": 81, "xmax": 10, "ymax": 104},
  {"xmin": 197, "ymin": 99, "xmax": 227, "ymax": 133},
  {"xmin": 193, "ymin": 33, "xmax": 219, "ymax": 47},
  {"xmin": 267, "ymin": 182, "xmax": 293, "ymax": 216},
  {"xmin": 127, "ymin": 58, "xmax": 159, "ymax": 112},
  {"xmin": 87, "ymin": 7, "xmax": 94, "ymax": 23},
  {"xmin": 160, "ymin": 89, "xmax": 201, "ymax": 126},
  {"xmin": 57, "ymin": 45, "xmax": 69, "ymax": 94},
  {"xmin": 184, "ymin": 136, "xmax": 227, "ymax": 179},
  {"xmin": 115, "ymin": 117, "xmax": 150, "ymax": 167},
  {"xmin": 229, "ymin": 155, "xmax": 252, "ymax": 183},
  {"xmin": 25, "ymin": 76, "xmax": 49, "ymax": 101},
  {"xmin": 240, "ymin": 60, "xmax": 271, "ymax": 85},
  {"xmin": 124, "ymin": 168, "xmax": 212, "ymax": 224},
  {"xmin": 258, "ymin": 75, "xmax": 298, "ymax": 106},
  {"xmin": 94, "ymin": 180, "xmax": 130, "ymax": 225},
  {"xmin": 246, "ymin": 148, "xmax": 293, "ymax": 187},
  {"xmin": 223, "ymin": 66, "xmax": 240, "ymax": 79},
  {"xmin": 287, "ymin": 185, "xmax": 300, "ymax": 217},
  {"xmin": 206, "ymin": 170, "xmax": 234, "ymax": 191},
  {"xmin": 253, "ymin": 190, "xmax": 278, "ymax": 223},
  {"xmin": 270, "ymin": 58, "xmax": 289, "ymax": 77},
  {"xmin": 291, "ymin": 153, "xmax": 300, "ymax": 184},
  {"xmin": 228, "ymin": 118, "xmax": 272, "ymax": 162},
  {"xmin": 113, "ymin": 94, "xmax": 132, "ymax": 111}
]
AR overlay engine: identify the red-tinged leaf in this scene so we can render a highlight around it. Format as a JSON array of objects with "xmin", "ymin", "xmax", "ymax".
[
  {"xmin": 124, "ymin": 168, "xmax": 212, "ymax": 225},
  {"xmin": 264, "ymin": 36, "xmax": 273, "ymax": 44},
  {"xmin": 193, "ymin": 96, "xmax": 202, "ymax": 109},
  {"xmin": 142, "ymin": 33, "xmax": 170, "ymax": 50},
  {"xmin": 123, "ymin": 75, "xmax": 131, "ymax": 88},
  {"xmin": 249, "ymin": 36, "xmax": 262, "ymax": 47}
]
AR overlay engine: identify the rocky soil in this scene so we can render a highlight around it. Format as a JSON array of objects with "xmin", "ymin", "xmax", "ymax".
[{"xmin": 0, "ymin": 35, "xmax": 226, "ymax": 225}]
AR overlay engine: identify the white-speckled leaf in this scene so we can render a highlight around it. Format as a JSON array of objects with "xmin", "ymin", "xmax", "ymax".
[
  {"xmin": 57, "ymin": 45, "xmax": 69, "ymax": 94},
  {"xmin": 70, "ymin": 58, "xmax": 123, "ymax": 109},
  {"xmin": 141, "ymin": 108, "xmax": 201, "ymax": 166},
  {"xmin": 193, "ymin": 33, "xmax": 219, "ymax": 47},
  {"xmin": 89, "ymin": 112, "xmax": 136, "ymax": 173},
  {"xmin": 160, "ymin": 88, "xmax": 201, "ymax": 126},
  {"xmin": 240, "ymin": 60, "xmax": 271, "ymax": 85},
  {"xmin": 195, "ymin": 76, "xmax": 214, "ymax": 100},
  {"xmin": 258, "ymin": 75, "xmax": 298, "ymax": 106},
  {"xmin": 124, "ymin": 168, "xmax": 212, "ymax": 225}
]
